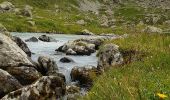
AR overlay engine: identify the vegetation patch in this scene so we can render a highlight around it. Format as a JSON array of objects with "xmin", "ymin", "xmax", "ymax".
[{"xmin": 83, "ymin": 33, "xmax": 170, "ymax": 100}]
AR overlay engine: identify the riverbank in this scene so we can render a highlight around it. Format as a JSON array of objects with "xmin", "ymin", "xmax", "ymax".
[{"xmin": 83, "ymin": 33, "xmax": 170, "ymax": 99}]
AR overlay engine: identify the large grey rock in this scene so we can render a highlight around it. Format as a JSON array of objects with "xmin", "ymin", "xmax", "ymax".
[
  {"xmin": 0, "ymin": 1, "xmax": 14, "ymax": 12},
  {"xmin": 71, "ymin": 65, "xmax": 98, "ymax": 87},
  {"xmin": 66, "ymin": 48, "xmax": 77, "ymax": 55},
  {"xmin": 0, "ymin": 33, "xmax": 34, "ymax": 69},
  {"xmin": 6, "ymin": 66, "xmax": 41, "ymax": 85},
  {"xmin": 37, "ymin": 56, "xmax": 58, "ymax": 76},
  {"xmin": 57, "ymin": 41, "xmax": 96, "ymax": 56},
  {"xmin": 1, "ymin": 76, "xmax": 66, "ymax": 100},
  {"xmin": 74, "ymin": 37, "xmax": 107, "ymax": 49},
  {"xmin": 37, "ymin": 56, "xmax": 66, "ymax": 82},
  {"xmin": 0, "ymin": 69, "xmax": 22, "ymax": 98},
  {"xmin": 97, "ymin": 44, "xmax": 123, "ymax": 72},
  {"xmin": 12, "ymin": 36, "xmax": 32, "ymax": 57}
]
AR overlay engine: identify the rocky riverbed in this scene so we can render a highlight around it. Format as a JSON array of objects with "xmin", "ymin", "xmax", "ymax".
[{"xmin": 0, "ymin": 32, "xmax": 124, "ymax": 99}]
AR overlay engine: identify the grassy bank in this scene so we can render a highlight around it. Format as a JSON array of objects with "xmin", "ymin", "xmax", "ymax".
[
  {"xmin": 83, "ymin": 33, "xmax": 170, "ymax": 100},
  {"xmin": 0, "ymin": 0, "xmax": 113, "ymax": 34}
]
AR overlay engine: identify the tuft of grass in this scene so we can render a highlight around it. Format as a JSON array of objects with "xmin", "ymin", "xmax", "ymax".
[{"xmin": 82, "ymin": 33, "xmax": 170, "ymax": 100}]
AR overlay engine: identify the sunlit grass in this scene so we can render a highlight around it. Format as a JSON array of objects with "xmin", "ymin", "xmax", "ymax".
[{"xmin": 82, "ymin": 33, "xmax": 170, "ymax": 100}]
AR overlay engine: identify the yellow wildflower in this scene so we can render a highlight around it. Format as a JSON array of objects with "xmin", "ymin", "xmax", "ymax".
[{"xmin": 157, "ymin": 93, "xmax": 168, "ymax": 99}]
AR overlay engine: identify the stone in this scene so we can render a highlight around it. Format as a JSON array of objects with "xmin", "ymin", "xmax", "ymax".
[
  {"xmin": 57, "ymin": 41, "xmax": 96, "ymax": 56},
  {"xmin": 79, "ymin": 29, "xmax": 94, "ymax": 35},
  {"xmin": 66, "ymin": 85, "xmax": 80, "ymax": 94},
  {"xmin": 97, "ymin": 44, "xmax": 123, "ymax": 72},
  {"xmin": 1, "ymin": 76, "xmax": 66, "ymax": 100},
  {"xmin": 74, "ymin": 37, "xmax": 106, "ymax": 49},
  {"xmin": 37, "ymin": 56, "xmax": 58, "ymax": 76},
  {"xmin": 6, "ymin": 66, "xmax": 41, "ymax": 85},
  {"xmin": 38, "ymin": 35, "xmax": 57, "ymax": 42},
  {"xmin": 143, "ymin": 26, "xmax": 163, "ymax": 34},
  {"xmin": 71, "ymin": 66, "xmax": 98, "ymax": 87},
  {"xmin": 0, "ymin": 69, "xmax": 22, "ymax": 98},
  {"xmin": 20, "ymin": 5, "xmax": 33, "ymax": 17},
  {"xmin": 0, "ymin": 1, "xmax": 14, "ymax": 12},
  {"xmin": 60, "ymin": 57, "xmax": 75, "ymax": 63},
  {"xmin": 12, "ymin": 36, "xmax": 32, "ymax": 57},
  {"xmin": 0, "ymin": 33, "xmax": 34, "ymax": 69},
  {"xmin": 76, "ymin": 20, "xmax": 86, "ymax": 25},
  {"xmin": 25, "ymin": 36, "xmax": 38, "ymax": 42},
  {"xmin": 66, "ymin": 48, "xmax": 77, "ymax": 55}
]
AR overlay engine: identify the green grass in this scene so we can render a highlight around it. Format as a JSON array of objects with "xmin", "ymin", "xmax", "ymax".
[
  {"xmin": 0, "ymin": 0, "xmax": 114, "ymax": 34},
  {"xmin": 83, "ymin": 33, "xmax": 170, "ymax": 100}
]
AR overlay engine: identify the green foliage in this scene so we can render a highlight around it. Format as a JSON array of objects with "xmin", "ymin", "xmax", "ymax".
[{"xmin": 83, "ymin": 33, "xmax": 170, "ymax": 100}]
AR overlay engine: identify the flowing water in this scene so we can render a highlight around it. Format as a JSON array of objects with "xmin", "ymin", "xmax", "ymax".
[{"xmin": 12, "ymin": 32, "xmax": 98, "ymax": 83}]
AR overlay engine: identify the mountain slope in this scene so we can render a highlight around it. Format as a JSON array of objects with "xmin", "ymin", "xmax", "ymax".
[{"xmin": 0, "ymin": 0, "xmax": 169, "ymax": 34}]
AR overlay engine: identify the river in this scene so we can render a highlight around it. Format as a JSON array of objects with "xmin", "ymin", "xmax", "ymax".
[{"xmin": 12, "ymin": 32, "xmax": 98, "ymax": 83}]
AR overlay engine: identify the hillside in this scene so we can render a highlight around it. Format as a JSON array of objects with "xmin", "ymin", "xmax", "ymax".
[
  {"xmin": 0, "ymin": 0, "xmax": 170, "ymax": 100},
  {"xmin": 0, "ymin": 0, "xmax": 169, "ymax": 34}
]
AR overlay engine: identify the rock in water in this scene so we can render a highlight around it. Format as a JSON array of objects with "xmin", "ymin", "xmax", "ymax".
[
  {"xmin": 25, "ymin": 36, "xmax": 38, "ymax": 42},
  {"xmin": 57, "ymin": 41, "xmax": 96, "ymax": 56},
  {"xmin": 37, "ymin": 56, "xmax": 58, "ymax": 76},
  {"xmin": 38, "ymin": 35, "xmax": 57, "ymax": 42},
  {"xmin": 1, "ymin": 76, "xmax": 66, "ymax": 100},
  {"xmin": 60, "ymin": 57, "xmax": 75, "ymax": 63},
  {"xmin": 6, "ymin": 66, "xmax": 41, "ymax": 85},
  {"xmin": 97, "ymin": 44, "xmax": 123, "ymax": 72},
  {"xmin": 0, "ymin": 69, "xmax": 22, "ymax": 98},
  {"xmin": 79, "ymin": 29, "xmax": 94, "ymax": 35},
  {"xmin": 0, "ymin": 33, "xmax": 34, "ymax": 69},
  {"xmin": 12, "ymin": 36, "xmax": 32, "ymax": 57},
  {"xmin": 71, "ymin": 66, "xmax": 98, "ymax": 87},
  {"xmin": 66, "ymin": 48, "xmax": 77, "ymax": 55}
]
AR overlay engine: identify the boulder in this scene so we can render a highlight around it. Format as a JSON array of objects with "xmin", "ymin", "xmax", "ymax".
[
  {"xmin": 143, "ymin": 26, "xmax": 163, "ymax": 34},
  {"xmin": 12, "ymin": 36, "xmax": 32, "ymax": 57},
  {"xmin": 0, "ymin": 33, "xmax": 34, "ymax": 69},
  {"xmin": 74, "ymin": 37, "xmax": 106, "ymax": 49},
  {"xmin": 97, "ymin": 44, "xmax": 123, "ymax": 72},
  {"xmin": 37, "ymin": 56, "xmax": 65, "ymax": 81},
  {"xmin": 25, "ymin": 36, "xmax": 38, "ymax": 42},
  {"xmin": 37, "ymin": 56, "xmax": 58, "ymax": 76},
  {"xmin": 38, "ymin": 35, "xmax": 57, "ymax": 42},
  {"xmin": 20, "ymin": 5, "xmax": 33, "ymax": 17},
  {"xmin": 57, "ymin": 41, "xmax": 96, "ymax": 56},
  {"xmin": 60, "ymin": 57, "xmax": 75, "ymax": 63},
  {"xmin": 66, "ymin": 85, "xmax": 80, "ymax": 94},
  {"xmin": 1, "ymin": 76, "xmax": 66, "ymax": 100},
  {"xmin": 66, "ymin": 48, "xmax": 77, "ymax": 55},
  {"xmin": 71, "ymin": 66, "xmax": 98, "ymax": 87},
  {"xmin": 6, "ymin": 66, "xmax": 41, "ymax": 85},
  {"xmin": 79, "ymin": 29, "xmax": 94, "ymax": 35},
  {"xmin": 0, "ymin": 1, "xmax": 14, "ymax": 12},
  {"xmin": 0, "ymin": 69, "xmax": 22, "ymax": 98}
]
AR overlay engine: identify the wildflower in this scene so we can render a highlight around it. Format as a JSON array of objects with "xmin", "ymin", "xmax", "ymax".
[{"xmin": 157, "ymin": 93, "xmax": 168, "ymax": 99}]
